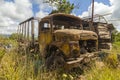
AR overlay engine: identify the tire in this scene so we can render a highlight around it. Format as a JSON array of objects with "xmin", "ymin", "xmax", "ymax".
[{"xmin": 45, "ymin": 49, "xmax": 65, "ymax": 70}]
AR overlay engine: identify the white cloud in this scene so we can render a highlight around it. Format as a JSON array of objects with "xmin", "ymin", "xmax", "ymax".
[
  {"xmin": 1, "ymin": 0, "xmax": 120, "ymax": 35},
  {"xmin": 79, "ymin": 0, "xmax": 120, "ymax": 31},
  {"xmin": 34, "ymin": 0, "xmax": 51, "ymax": 18},
  {"xmin": 110, "ymin": 0, "xmax": 120, "ymax": 19},
  {"xmin": 94, "ymin": 2, "xmax": 112, "ymax": 14},
  {"xmin": 36, "ymin": 11, "xmax": 48, "ymax": 18},
  {"xmin": 0, "ymin": 0, "xmax": 33, "ymax": 35},
  {"xmin": 0, "ymin": 0, "xmax": 51, "ymax": 35},
  {"xmin": 0, "ymin": 0, "xmax": 4, "ymax": 4},
  {"xmin": 33, "ymin": 0, "xmax": 57, "ymax": 18},
  {"xmin": 80, "ymin": 2, "xmax": 112, "ymax": 17}
]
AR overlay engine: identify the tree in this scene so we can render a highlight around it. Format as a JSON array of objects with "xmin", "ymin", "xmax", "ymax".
[{"xmin": 46, "ymin": 0, "xmax": 74, "ymax": 14}]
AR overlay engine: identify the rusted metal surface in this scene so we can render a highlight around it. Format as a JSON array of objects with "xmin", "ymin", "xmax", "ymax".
[
  {"xmin": 54, "ymin": 29, "xmax": 98, "ymax": 40},
  {"xmin": 18, "ymin": 17, "xmax": 41, "ymax": 56},
  {"xmin": 90, "ymin": 0, "xmax": 94, "ymax": 31},
  {"xmin": 18, "ymin": 17, "xmax": 41, "ymax": 42},
  {"xmin": 22, "ymin": 24, "xmax": 24, "ymax": 38},
  {"xmin": 17, "ymin": 13, "xmax": 113, "ymax": 70},
  {"xmin": 81, "ymin": 13, "xmax": 114, "ymax": 50},
  {"xmin": 37, "ymin": 13, "xmax": 98, "ymax": 69},
  {"xmin": 24, "ymin": 23, "xmax": 26, "ymax": 39},
  {"xmin": 19, "ymin": 17, "xmax": 40, "ymax": 25},
  {"xmin": 41, "ymin": 13, "xmax": 82, "ymax": 22},
  {"xmin": 31, "ymin": 20, "xmax": 34, "ymax": 43},
  {"xmin": 82, "ymin": 13, "xmax": 111, "ymax": 23}
]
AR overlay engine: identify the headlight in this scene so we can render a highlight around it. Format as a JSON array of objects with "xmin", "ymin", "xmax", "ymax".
[{"xmin": 69, "ymin": 41, "xmax": 80, "ymax": 58}]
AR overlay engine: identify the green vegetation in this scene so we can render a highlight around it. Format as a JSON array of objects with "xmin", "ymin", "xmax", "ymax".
[
  {"xmin": 85, "ymin": 66, "xmax": 120, "ymax": 80},
  {"xmin": 0, "ymin": 33, "xmax": 120, "ymax": 80},
  {"xmin": 85, "ymin": 38, "xmax": 120, "ymax": 80},
  {"xmin": 0, "ymin": 35, "xmax": 76, "ymax": 80},
  {"xmin": 46, "ymin": 0, "xmax": 74, "ymax": 14},
  {"xmin": 112, "ymin": 30, "xmax": 120, "ymax": 42},
  {"xmin": 9, "ymin": 33, "xmax": 18, "ymax": 40}
]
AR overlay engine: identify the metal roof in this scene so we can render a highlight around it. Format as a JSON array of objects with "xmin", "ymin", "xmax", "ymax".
[{"xmin": 41, "ymin": 13, "xmax": 81, "ymax": 21}]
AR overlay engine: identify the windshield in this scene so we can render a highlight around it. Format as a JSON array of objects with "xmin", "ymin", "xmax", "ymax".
[
  {"xmin": 52, "ymin": 16, "xmax": 82, "ymax": 30},
  {"xmin": 53, "ymin": 20, "xmax": 82, "ymax": 30}
]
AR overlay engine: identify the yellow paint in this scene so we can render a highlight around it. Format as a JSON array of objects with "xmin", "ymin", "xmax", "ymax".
[
  {"xmin": 96, "ymin": 40, "xmax": 98, "ymax": 51},
  {"xmin": 61, "ymin": 43, "xmax": 70, "ymax": 57},
  {"xmin": 39, "ymin": 31, "xmax": 52, "ymax": 54}
]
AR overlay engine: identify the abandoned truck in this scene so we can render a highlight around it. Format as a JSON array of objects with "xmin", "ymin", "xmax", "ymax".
[{"xmin": 18, "ymin": 13, "xmax": 101, "ymax": 69}]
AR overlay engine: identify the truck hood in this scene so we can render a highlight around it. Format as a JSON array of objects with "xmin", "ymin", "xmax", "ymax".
[{"xmin": 54, "ymin": 29, "xmax": 98, "ymax": 40}]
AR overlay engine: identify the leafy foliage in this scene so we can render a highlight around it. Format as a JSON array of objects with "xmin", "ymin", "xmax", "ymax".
[
  {"xmin": 112, "ymin": 30, "xmax": 120, "ymax": 42},
  {"xmin": 114, "ymin": 32, "xmax": 120, "ymax": 42},
  {"xmin": 9, "ymin": 33, "xmax": 18, "ymax": 40},
  {"xmin": 9, "ymin": 33, "xmax": 22, "ymax": 40},
  {"xmin": 47, "ymin": 0, "xmax": 74, "ymax": 14}
]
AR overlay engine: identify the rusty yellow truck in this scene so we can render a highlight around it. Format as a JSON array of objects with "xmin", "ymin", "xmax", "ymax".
[{"xmin": 17, "ymin": 13, "xmax": 113, "ymax": 69}]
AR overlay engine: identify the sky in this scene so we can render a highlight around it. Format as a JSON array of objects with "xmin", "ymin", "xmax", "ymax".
[{"xmin": 0, "ymin": 0, "xmax": 120, "ymax": 35}]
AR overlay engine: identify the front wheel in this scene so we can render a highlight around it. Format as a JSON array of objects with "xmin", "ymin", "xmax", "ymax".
[{"xmin": 45, "ymin": 49, "xmax": 65, "ymax": 70}]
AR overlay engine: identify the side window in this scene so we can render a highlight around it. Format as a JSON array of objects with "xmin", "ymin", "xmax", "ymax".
[{"xmin": 41, "ymin": 22, "xmax": 50, "ymax": 31}]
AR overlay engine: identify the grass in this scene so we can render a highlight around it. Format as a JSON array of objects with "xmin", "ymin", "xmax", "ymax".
[
  {"xmin": 0, "ymin": 36, "xmax": 120, "ymax": 80},
  {"xmin": 0, "ymin": 50, "xmax": 75, "ymax": 80},
  {"xmin": 112, "ymin": 42, "xmax": 120, "ymax": 54},
  {"xmin": 0, "ymin": 36, "xmax": 70, "ymax": 80},
  {"xmin": 0, "ymin": 51, "xmax": 57, "ymax": 80},
  {"xmin": 84, "ymin": 41, "xmax": 120, "ymax": 80},
  {"xmin": 85, "ymin": 66, "xmax": 120, "ymax": 80}
]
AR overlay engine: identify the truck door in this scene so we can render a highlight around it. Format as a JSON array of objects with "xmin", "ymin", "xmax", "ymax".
[{"xmin": 39, "ymin": 20, "xmax": 52, "ymax": 55}]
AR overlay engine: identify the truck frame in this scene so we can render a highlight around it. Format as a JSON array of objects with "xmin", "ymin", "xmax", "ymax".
[{"xmin": 17, "ymin": 13, "xmax": 113, "ymax": 69}]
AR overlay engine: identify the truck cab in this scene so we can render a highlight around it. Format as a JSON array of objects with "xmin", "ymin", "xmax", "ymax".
[{"xmin": 17, "ymin": 13, "xmax": 98, "ymax": 69}]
